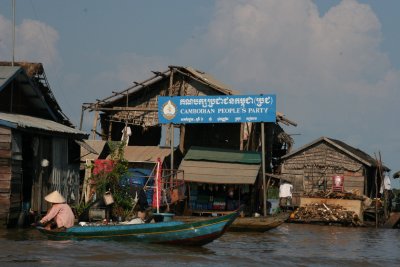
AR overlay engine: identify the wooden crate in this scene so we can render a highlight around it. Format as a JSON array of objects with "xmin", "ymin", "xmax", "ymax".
[{"xmin": 89, "ymin": 208, "xmax": 105, "ymax": 221}]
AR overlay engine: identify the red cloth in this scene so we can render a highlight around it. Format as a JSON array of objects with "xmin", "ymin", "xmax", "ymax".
[{"xmin": 152, "ymin": 159, "xmax": 162, "ymax": 209}]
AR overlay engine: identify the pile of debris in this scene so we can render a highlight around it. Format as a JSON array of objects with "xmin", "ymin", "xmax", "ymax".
[
  {"xmin": 290, "ymin": 203, "xmax": 363, "ymax": 226},
  {"xmin": 304, "ymin": 190, "xmax": 364, "ymax": 201}
]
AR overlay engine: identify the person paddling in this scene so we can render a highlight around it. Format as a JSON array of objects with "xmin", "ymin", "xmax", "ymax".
[{"xmin": 36, "ymin": 191, "xmax": 75, "ymax": 230}]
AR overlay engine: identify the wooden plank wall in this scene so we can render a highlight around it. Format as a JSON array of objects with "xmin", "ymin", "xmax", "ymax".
[
  {"xmin": 0, "ymin": 127, "xmax": 12, "ymax": 226},
  {"xmin": 281, "ymin": 142, "xmax": 365, "ymax": 195}
]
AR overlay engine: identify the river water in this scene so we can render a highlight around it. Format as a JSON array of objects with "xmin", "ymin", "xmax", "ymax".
[{"xmin": 0, "ymin": 223, "xmax": 399, "ymax": 267}]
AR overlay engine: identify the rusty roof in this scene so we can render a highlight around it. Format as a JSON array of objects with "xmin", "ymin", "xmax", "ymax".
[
  {"xmin": 80, "ymin": 140, "xmax": 108, "ymax": 161},
  {"xmin": 178, "ymin": 146, "xmax": 261, "ymax": 184},
  {"xmin": 179, "ymin": 160, "xmax": 260, "ymax": 184},
  {"xmin": 0, "ymin": 112, "xmax": 88, "ymax": 138},
  {"xmin": 121, "ymin": 146, "xmax": 172, "ymax": 163}
]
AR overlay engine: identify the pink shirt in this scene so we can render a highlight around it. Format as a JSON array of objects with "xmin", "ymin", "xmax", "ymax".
[{"xmin": 40, "ymin": 203, "xmax": 75, "ymax": 228}]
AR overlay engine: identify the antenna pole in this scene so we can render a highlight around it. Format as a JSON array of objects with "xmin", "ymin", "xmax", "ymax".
[{"xmin": 12, "ymin": 0, "xmax": 15, "ymax": 66}]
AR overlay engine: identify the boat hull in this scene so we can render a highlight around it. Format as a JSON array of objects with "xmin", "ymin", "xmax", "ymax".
[
  {"xmin": 175, "ymin": 212, "xmax": 289, "ymax": 232},
  {"xmin": 229, "ymin": 212, "xmax": 289, "ymax": 232},
  {"xmin": 36, "ymin": 210, "xmax": 239, "ymax": 246}
]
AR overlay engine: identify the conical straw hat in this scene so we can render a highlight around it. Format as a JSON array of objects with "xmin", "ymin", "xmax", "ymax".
[{"xmin": 44, "ymin": 191, "xmax": 66, "ymax": 203}]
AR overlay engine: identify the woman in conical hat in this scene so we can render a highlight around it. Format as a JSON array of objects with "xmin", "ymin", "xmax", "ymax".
[
  {"xmin": 39, "ymin": 190, "xmax": 75, "ymax": 229},
  {"xmin": 44, "ymin": 190, "xmax": 66, "ymax": 203}
]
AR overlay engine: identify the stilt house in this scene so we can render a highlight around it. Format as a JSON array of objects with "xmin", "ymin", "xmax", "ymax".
[
  {"xmin": 0, "ymin": 63, "xmax": 88, "ymax": 227},
  {"xmin": 81, "ymin": 66, "xmax": 297, "ymax": 214},
  {"xmin": 279, "ymin": 136, "xmax": 388, "ymax": 206}
]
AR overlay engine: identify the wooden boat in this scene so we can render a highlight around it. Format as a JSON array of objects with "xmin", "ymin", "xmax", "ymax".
[
  {"xmin": 175, "ymin": 212, "xmax": 289, "ymax": 232},
  {"xmin": 229, "ymin": 212, "xmax": 289, "ymax": 232},
  {"xmin": 36, "ymin": 209, "xmax": 240, "ymax": 246}
]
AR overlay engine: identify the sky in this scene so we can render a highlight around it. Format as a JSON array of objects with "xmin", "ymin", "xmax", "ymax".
[{"xmin": 0, "ymin": 0, "xmax": 399, "ymax": 185}]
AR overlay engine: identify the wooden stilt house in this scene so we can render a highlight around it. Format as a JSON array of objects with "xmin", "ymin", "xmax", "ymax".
[
  {"xmin": 81, "ymin": 66, "xmax": 297, "ymax": 215},
  {"xmin": 279, "ymin": 136, "xmax": 389, "ymax": 207},
  {"xmin": 0, "ymin": 63, "xmax": 88, "ymax": 227}
]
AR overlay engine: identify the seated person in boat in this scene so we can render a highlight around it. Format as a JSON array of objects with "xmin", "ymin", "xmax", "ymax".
[
  {"xmin": 122, "ymin": 186, "xmax": 153, "ymax": 224},
  {"xmin": 38, "ymin": 191, "xmax": 75, "ymax": 230}
]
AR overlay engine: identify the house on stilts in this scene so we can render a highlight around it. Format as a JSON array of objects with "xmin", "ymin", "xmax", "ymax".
[
  {"xmin": 279, "ymin": 136, "xmax": 390, "ymax": 223},
  {"xmin": 81, "ymin": 66, "xmax": 297, "ymax": 215},
  {"xmin": 0, "ymin": 62, "xmax": 88, "ymax": 227}
]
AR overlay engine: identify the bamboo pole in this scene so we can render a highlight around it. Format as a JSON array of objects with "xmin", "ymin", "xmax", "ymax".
[
  {"xmin": 169, "ymin": 68, "xmax": 174, "ymax": 173},
  {"xmin": 261, "ymin": 123, "xmax": 267, "ymax": 217},
  {"xmin": 79, "ymin": 106, "xmax": 85, "ymax": 130},
  {"xmin": 91, "ymin": 108, "xmax": 99, "ymax": 140},
  {"xmin": 374, "ymin": 167, "xmax": 378, "ymax": 228},
  {"xmin": 379, "ymin": 151, "xmax": 389, "ymax": 220}
]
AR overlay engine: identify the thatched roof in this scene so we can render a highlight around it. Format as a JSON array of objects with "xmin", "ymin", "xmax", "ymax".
[
  {"xmin": 84, "ymin": 65, "xmax": 297, "ymax": 127},
  {"xmin": 0, "ymin": 61, "xmax": 44, "ymax": 77}
]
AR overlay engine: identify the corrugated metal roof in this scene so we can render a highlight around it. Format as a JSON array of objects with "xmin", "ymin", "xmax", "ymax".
[
  {"xmin": 80, "ymin": 140, "xmax": 107, "ymax": 161},
  {"xmin": 184, "ymin": 146, "xmax": 261, "ymax": 164},
  {"xmin": 179, "ymin": 160, "xmax": 260, "ymax": 184},
  {"xmin": 178, "ymin": 146, "xmax": 261, "ymax": 184},
  {"xmin": 122, "ymin": 146, "xmax": 172, "ymax": 163},
  {"xmin": 0, "ymin": 112, "xmax": 88, "ymax": 137}
]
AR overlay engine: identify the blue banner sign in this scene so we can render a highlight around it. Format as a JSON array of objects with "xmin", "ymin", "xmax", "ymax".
[{"xmin": 158, "ymin": 95, "xmax": 276, "ymax": 124}]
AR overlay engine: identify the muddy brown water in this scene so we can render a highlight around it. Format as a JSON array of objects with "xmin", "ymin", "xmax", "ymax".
[{"xmin": 0, "ymin": 223, "xmax": 399, "ymax": 267}]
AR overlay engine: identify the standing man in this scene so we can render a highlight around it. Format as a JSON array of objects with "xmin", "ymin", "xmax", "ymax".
[
  {"xmin": 380, "ymin": 172, "xmax": 393, "ymax": 216},
  {"xmin": 279, "ymin": 181, "xmax": 293, "ymax": 211}
]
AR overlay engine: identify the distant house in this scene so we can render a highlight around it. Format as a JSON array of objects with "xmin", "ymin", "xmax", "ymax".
[
  {"xmin": 0, "ymin": 63, "xmax": 88, "ymax": 227},
  {"xmin": 279, "ymin": 136, "xmax": 388, "ymax": 206}
]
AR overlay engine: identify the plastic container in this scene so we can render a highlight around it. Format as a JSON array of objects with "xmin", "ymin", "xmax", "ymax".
[{"xmin": 153, "ymin": 213, "xmax": 175, "ymax": 222}]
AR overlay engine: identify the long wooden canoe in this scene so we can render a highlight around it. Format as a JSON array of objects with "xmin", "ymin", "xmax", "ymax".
[
  {"xmin": 175, "ymin": 212, "xmax": 289, "ymax": 232},
  {"xmin": 36, "ymin": 209, "xmax": 240, "ymax": 246},
  {"xmin": 229, "ymin": 212, "xmax": 289, "ymax": 232}
]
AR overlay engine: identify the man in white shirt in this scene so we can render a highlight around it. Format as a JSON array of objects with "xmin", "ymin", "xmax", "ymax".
[
  {"xmin": 380, "ymin": 172, "xmax": 393, "ymax": 213},
  {"xmin": 279, "ymin": 181, "xmax": 293, "ymax": 211}
]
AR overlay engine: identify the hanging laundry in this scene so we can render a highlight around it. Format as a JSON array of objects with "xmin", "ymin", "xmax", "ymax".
[{"xmin": 121, "ymin": 126, "xmax": 132, "ymax": 145}]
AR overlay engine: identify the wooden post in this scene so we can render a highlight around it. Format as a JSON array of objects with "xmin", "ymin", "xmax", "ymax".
[
  {"xmin": 168, "ymin": 68, "xmax": 175, "ymax": 185},
  {"xmin": 91, "ymin": 108, "xmax": 99, "ymax": 140},
  {"xmin": 378, "ymin": 152, "xmax": 389, "ymax": 220},
  {"xmin": 261, "ymin": 122, "xmax": 267, "ymax": 217},
  {"xmin": 107, "ymin": 121, "xmax": 113, "ymax": 141},
  {"xmin": 170, "ymin": 123, "xmax": 174, "ymax": 170},
  {"xmin": 79, "ymin": 106, "xmax": 85, "ymax": 130},
  {"xmin": 165, "ymin": 124, "xmax": 171, "ymax": 146},
  {"xmin": 374, "ymin": 167, "xmax": 378, "ymax": 228},
  {"xmin": 239, "ymin": 123, "xmax": 244, "ymax": 150},
  {"xmin": 179, "ymin": 125, "xmax": 186, "ymax": 154}
]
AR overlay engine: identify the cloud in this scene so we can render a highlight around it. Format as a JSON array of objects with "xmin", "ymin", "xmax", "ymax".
[
  {"xmin": 113, "ymin": 53, "xmax": 169, "ymax": 86},
  {"xmin": 0, "ymin": 15, "xmax": 59, "ymax": 66},
  {"xmin": 179, "ymin": 0, "xmax": 400, "ymax": 169},
  {"xmin": 65, "ymin": 52, "xmax": 169, "ymax": 131}
]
